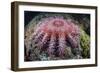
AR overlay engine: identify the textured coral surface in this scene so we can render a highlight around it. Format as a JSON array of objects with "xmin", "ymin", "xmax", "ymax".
[{"xmin": 24, "ymin": 13, "xmax": 90, "ymax": 61}]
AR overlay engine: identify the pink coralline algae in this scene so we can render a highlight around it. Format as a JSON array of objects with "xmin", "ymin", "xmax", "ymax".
[{"xmin": 25, "ymin": 14, "xmax": 82, "ymax": 61}]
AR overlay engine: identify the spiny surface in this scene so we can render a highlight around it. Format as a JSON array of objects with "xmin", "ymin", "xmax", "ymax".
[{"xmin": 25, "ymin": 14, "xmax": 84, "ymax": 61}]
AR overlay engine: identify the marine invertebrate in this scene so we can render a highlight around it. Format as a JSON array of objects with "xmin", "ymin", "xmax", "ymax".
[{"xmin": 25, "ymin": 13, "xmax": 83, "ymax": 61}]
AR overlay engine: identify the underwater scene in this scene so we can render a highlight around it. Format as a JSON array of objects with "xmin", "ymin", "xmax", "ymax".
[{"xmin": 24, "ymin": 11, "xmax": 90, "ymax": 61}]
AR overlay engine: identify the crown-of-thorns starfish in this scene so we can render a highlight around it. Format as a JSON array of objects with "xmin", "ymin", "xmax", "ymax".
[{"xmin": 29, "ymin": 16, "xmax": 80, "ymax": 57}]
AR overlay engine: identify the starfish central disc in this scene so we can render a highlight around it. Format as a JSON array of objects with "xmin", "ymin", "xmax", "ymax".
[{"xmin": 52, "ymin": 20, "xmax": 64, "ymax": 27}]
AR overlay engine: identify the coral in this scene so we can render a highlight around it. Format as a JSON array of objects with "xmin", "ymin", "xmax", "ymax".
[
  {"xmin": 80, "ymin": 28, "xmax": 90, "ymax": 58},
  {"xmin": 24, "ymin": 13, "xmax": 89, "ymax": 61}
]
